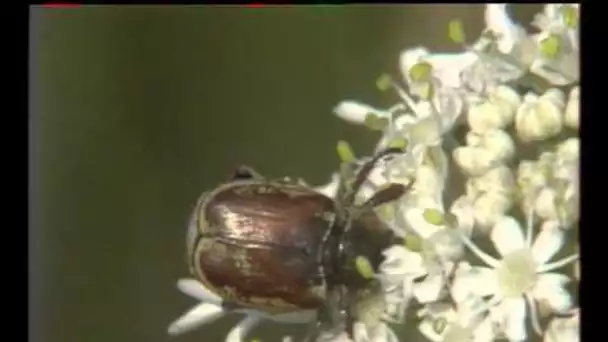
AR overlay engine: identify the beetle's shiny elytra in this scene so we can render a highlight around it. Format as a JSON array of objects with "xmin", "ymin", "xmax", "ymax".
[
  {"xmin": 186, "ymin": 148, "xmax": 413, "ymax": 334},
  {"xmin": 189, "ymin": 180, "xmax": 338, "ymax": 313}
]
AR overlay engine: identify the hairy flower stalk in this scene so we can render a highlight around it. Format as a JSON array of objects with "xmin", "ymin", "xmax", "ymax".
[{"xmin": 169, "ymin": 4, "xmax": 579, "ymax": 342}]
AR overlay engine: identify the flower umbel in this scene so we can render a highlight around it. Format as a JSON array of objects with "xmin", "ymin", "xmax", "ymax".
[{"xmin": 170, "ymin": 4, "xmax": 579, "ymax": 342}]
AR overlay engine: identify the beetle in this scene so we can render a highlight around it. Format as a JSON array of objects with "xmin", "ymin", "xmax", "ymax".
[{"xmin": 185, "ymin": 147, "xmax": 413, "ymax": 339}]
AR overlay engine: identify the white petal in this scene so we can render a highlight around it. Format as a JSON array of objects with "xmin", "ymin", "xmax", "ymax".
[
  {"xmin": 399, "ymin": 47, "xmax": 431, "ymax": 81},
  {"xmin": 225, "ymin": 314, "xmax": 263, "ymax": 342},
  {"xmin": 425, "ymin": 52, "xmax": 479, "ymax": 89},
  {"xmin": 168, "ymin": 302, "xmax": 225, "ymax": 336},
  {"xmin": 451, "ymin": 264, "xmax": 498, "ymax": 303},
  {"xmin": 405, "ymin": 207, "xmax": 442, "ymax": 239},
  {"xmin": 334, "ymin": 101, "xmax": 386, "ymax": 125},
  {"xmin": 484, "ymin": 4, "xmax": 523, "ymax": 54},
  {"xmin": 533, "ymin": 273, "xmax": 573, "ymax": 313},
  {"xmin": 380, "ymin": 245, "xmax": 427, "ymax": 278},
  {"xmin": 177, "ymin": 278, "xmax": 223, "ymax": 305},
  {"xmin": 449, "ymin": 195, "xmax": 475, "ymax": 236},
  {"xmin": 491, "ymin": 216, "xmax": 525, "ymax": 256},
  {"xmin": 500, "ymin": 297, "xmax": 527, "ymax": 342},
  {"xmin": 408, "ymin": 115, "xmax": 442, "ymax": 146},
  {"xmin": 531, "ymin": 224, "xmax": 565, "ymax": 265},
  {"xmin": 414, "ymin": 273, "xmax": 445, "ymax": 303}
]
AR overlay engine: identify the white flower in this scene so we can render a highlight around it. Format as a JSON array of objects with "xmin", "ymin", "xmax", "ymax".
[
  {"xmin": 379, "ymin": 245, "xmax": 423, "ymax": 320},
  {"xmin": 479, "ymin": 4, "xmax": 536, "ymax": 77},
  {"xmin": 168, "ymin": 279, "xmax": 315, "ymax": 342},
  {"xmin": 543, "ymin": 309, "xmax": 579, "ymax": 342},
  {"xmin": 400, "ymin": 47, "xmax": 478, "ymax": 91},
  {"xmin": 453, "ymin": 216, "xmax": 579, "ymax": 341},
  {"xmin": 530, "ymin": 32, "xmax": 579, "ymax": 85},
  {"xmin": 417, "ymin": 295, "xmax": 496, "ymax": 342},
  {"xmin": 515, "ymin": 90, "xmax": 565, "ymax": 142},
  {"xmin": 484, "ymin": 4, "xmax": 527, "ymax": 57},
  {"xmin": 533, "ymin": 4, "xmax": 579, "ymax": 35},
  {"xmin": 398, "ymin": 202, "xmax": 472, "ymax": 303},
  {"xmin": 380, "ymin": 230, "xmax": 454, "ymax": 305},
  {"xmin": 530, "ymin": 5, "xmax": 579, "ymax": 85}
]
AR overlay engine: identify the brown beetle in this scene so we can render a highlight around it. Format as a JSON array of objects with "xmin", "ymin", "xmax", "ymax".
[{"xmin": 186, "ymin": 147, "xmax": 412, "ymax": 338}]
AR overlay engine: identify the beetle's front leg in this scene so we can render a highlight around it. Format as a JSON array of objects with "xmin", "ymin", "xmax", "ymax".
[
  {"xmin": 232, "ymin": 165, "xmax": 264, "ymax": 181},
  {"xmin": 303, "ymin": 286, "xmax": 348, "ymax": 342}
]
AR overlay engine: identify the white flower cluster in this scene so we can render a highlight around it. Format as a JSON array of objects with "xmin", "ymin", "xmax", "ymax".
[
  {"xmin": 167, "ymin": 4, "xmax": 579, "ymax": 342},
  {"xmin": 330, "ymin": 4, "xmax": 579, "ymax": 342}
]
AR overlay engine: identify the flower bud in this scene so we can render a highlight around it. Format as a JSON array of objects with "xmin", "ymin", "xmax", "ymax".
[
  {"xmin": 515, "ymin": 91, "xmax": 564, "ymax": 142},
  {"xmin": 467, "ymin": 100, "xmax": 512, "ymax": 134},
  {"xmin": 488, "ymin": 85, "xmax": 522, "ymax": 125},
  {"xmin": 465, "ymin": 131, "xmax": 483, "ymax": 147},
  {"xmin": 479, "ymin": 129, "xmax": 516, "ymax": 164},
  {"xmin": 473, "ymin": 192, "xmax": 512, "ymax": 232},
  {"xmin": 517, "ymin": 160, "xmax": 548, "ymax": 191},
  {"xmin": 534, "ymin": 187, "xmax": 558, "ymax": 221},
  {"xmin": 470, "ymin": 165, "xmax": 516, "ymax": 197},
  {"xmin": 453, "ymin": 146, "xmax": 496, "ymax": 176},
  {"xmin": 556, "ymin": 137, "xmax": 579, "ymax": 163}
]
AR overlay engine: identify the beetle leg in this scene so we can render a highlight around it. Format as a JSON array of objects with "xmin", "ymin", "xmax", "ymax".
[
  {"xmin": 232, "ymin": 165, "xmax": 264, "ymax": 180},
  {"xmin": 316, "ymin": 286, "xmax": 348, "ymax": 336}
]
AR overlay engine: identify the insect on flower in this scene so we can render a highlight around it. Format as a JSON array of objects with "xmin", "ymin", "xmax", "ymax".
[{"xmin": 173, "ymin": 147, "xmax": 414, "ymax": 340}]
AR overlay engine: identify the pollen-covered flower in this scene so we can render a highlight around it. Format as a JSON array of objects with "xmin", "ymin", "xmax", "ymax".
[{"xmin": 453, "ymin": 216, "xmax": 579, "ymax": 341}]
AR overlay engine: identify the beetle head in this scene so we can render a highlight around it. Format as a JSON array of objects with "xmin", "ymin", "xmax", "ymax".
[{"xmin": 334, "ymin": 147, "xmax": 413, "ymax": 286}]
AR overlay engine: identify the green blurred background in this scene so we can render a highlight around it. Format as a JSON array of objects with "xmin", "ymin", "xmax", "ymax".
[{"xmin": 30, "ymin": 5, "xmax": 541, "ymax": 342}]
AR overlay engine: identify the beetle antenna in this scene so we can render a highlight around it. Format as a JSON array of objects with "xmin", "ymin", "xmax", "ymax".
[
  {"xmin": 359, "ymin": 180, "xmax": 414, "ymax": 209},
  {"xmin": 342, "ymin": 147, "xmax": 405, "ymax": 206}
]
